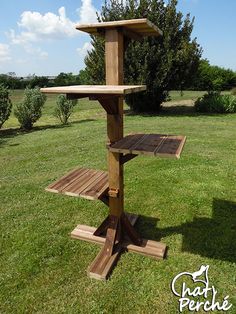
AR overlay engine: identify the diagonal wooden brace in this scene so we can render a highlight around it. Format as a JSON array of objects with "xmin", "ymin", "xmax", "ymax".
[{"xmin": 97, "ymin": 96, "xmax": 120, "ymax": 115}]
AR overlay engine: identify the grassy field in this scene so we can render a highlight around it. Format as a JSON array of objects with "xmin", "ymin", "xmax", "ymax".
[
  {"xmin": 0, "ymin": 90, "xmax": 236, "ymax": 313},
  {"xmin": 168, "ymin": 90, "xmax": 230, "ymax": 102}
]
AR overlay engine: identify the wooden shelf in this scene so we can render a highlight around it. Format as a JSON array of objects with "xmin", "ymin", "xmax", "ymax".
[
  {"xmin": 41, "ymin": 85, "xmax": 146, "ymax": 96},
  {"xmin": 76, "ymin": 18, "xmax": 162, "ymax": 38},
  {"xmin": 46, "ymin": 168, "xmax": 108, "ymax": 200},
  {"xmin": 108, "ymin": 134, "xmax": 186, "ymax": 159}
]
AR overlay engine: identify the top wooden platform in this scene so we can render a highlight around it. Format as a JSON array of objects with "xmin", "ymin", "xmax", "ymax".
[
  {"xmin": 40, "ymin": 85, "xmax": 146, "ymax": 96},
  {"xmin": 76, "ymin": 18, "xmax": 162, "ymax": 37}
]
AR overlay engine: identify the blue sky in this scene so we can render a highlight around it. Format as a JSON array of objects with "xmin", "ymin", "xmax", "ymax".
[{"xmin": 0, "ymin": 0, "xmax": 235, "ymax": 76}]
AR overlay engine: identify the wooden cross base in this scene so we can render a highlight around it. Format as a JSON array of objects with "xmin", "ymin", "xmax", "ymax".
[{"xmin": 71, "ymin": 213, "xmax": 166, "ymax": 280}]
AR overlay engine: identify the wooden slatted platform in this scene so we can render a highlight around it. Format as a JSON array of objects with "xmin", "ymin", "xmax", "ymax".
[
  {"xmin": 41, "ymin": 85, "xmax": 146, "ymax": 96},
  {"xmin": 108, "ymin": 134, "xmax": 186, "ymax": 159},
  {"xmin": 76, "ymin": 18, "xmax": 163, "ymax": 37},
  {"xmin": 46, "ymin": 168, "xmax": 108, "ymax": 200}
]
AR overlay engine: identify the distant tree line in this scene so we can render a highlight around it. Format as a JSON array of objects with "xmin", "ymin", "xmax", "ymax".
[
  {"xmin": 0, "ymin": 60, "xmax": 235, "ymax": 93},
  {"xmin": 182, "ymin": 59, "xmax": 236, "ymax": 91},
  {"xmin": 0, "ymin": 69, "xmax": 90, "ymax": 90}
]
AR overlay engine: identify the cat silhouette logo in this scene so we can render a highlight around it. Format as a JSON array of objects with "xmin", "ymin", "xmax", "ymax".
[{"xmin": 171, "ymin": 265, "xmax": 232, "ymax": 312}]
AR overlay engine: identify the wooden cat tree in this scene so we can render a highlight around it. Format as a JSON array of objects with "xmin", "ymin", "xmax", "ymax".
[{"xmin": 41, "ymin": 19, "xmax": 186, "ymax": 280}]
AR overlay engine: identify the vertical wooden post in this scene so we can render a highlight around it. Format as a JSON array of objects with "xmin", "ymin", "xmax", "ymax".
[{"xmin": 105, "ymin": 29, "xmax": 124, "ymax": 217}]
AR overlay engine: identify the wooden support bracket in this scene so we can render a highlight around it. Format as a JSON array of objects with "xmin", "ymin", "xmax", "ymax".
[
  {"xmin": 121, "ymin": 153, "xmax": 138, "ymax": 164},
  {"xmin": 97, "ymin": 96, "xmax": 120, "ymax": 115},
  {"xmin": 108, "ymin": 188, "xmax": 119, "ymax": 198},
  {"xmin": 67, "ymin": 94, "xmax": 89, "ymax": 100}
]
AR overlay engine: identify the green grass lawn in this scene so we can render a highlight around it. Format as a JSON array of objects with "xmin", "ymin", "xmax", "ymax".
[
  {"xmin": 169, "ymin": 90, "xmax": 207, "ymax": 101},
  {"xmin": 0, "ymin": 90, "xmax": 236, "ymax": 313},
  {"xmin": 169, "ymin": 90, "xmax": 230, "ymax": 102}
]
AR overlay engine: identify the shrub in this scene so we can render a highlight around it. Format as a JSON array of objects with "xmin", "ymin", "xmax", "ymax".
[
  {"xmin": 14, "ymin": 87, "xmax": 46, "ymax": 130},
  {"xmin": 195, "ymin": 92, "xmax": 236, "ymax": 113},
  {"xmin": 231, "ymin": 87, "xmax": 236, "ymax": 95},
  {"xmin": 0, "ymin": 84, "xmax": 12, "ymax": 128},
  {"xmin": 54, "ymin": 94, "xmax": 77, "ymax": 124}
]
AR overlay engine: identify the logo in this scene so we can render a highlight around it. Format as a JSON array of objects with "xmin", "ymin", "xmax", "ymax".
[{"xmin": 171, "ymin": 265, "xmax": 232, "ymax": 312}]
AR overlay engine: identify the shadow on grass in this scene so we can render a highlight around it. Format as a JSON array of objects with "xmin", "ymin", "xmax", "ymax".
[
  {"xmin": 124, "ymin": 104, "xmax": 196, "ymax": 117},
  {"xmin": 137, "ymin": 199, "xmax": 236, "ymax": 263},
  {"xmin": 0, "ymin": 138, "xmax": 8, "ymax": 148},
  {"xmin": 0, "ymin": 119, "xmax": 96, "ymax": 147},
  {"xmin": 160, "ymin": 105, "xmax": 196, "ymax": 116},
  {"xmin": 124, "ymin": 105, "xmax": 232, "ymax": 118}
]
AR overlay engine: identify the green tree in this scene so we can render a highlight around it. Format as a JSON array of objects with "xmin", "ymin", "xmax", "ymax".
[
  {"xmin": 85, "ymin": 0, "xmax": 202, "ymax": 112},
  {"xmin": 0, "ymin": 84, "xmax": 12, "ymax": 128},
  {"xmin": 192, "ymin": 59, "xmax": 236, "ymax": 91},
  {"xmin": 28, "ymin": 76, "xmax": 49, "ymax": 88},
  {"xmin": 54, "ymin": 72, "xmax": 80, "ymax": 86},
  {"xmin": 77, "ymin": 69, "xmax": 92, "ymax": 84},
  {"xmin": 54, "ymin": 73, "xmax": 70, "ymax": 86},
  {"xmin": 0, "ymin": 74, "xmax": 24, "ymax": 89}
]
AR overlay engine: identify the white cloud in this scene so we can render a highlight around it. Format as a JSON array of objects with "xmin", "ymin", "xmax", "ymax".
[
  {"xmin": 8, "ymin": 7, "xmax": 77, "ymax": 45},
  {"xmin": 24, "ymin": 44, "xmax": 48, "ymax": 59},
  {"xmin": 8, "ymin": 29, "xmax": 38, "ymax": 45},
  {"xmin": 15, "ymin": 58, "xmax": 28, "ymax": 64},
  {"xmin": 0, "ymin": 43, "xmax": 11, "ymax": 63},
  {"xmin": 77, "ymin": 42, "xmax": 93, "ymax": 57},
  {"xmin": 7, "ymin": 7, "xmax": 76, "ymax": 60},
  {"xmin": 8, "ymin": 2, "xmax": 98, "ymax": 46},
  {"xmin": 77, "ymin": 0, "xmax": 98, "ymax": 24},
  {"xmin": 5, "ymin": 2, "xmax": 97, "ymax": 64}
]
